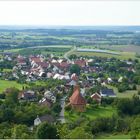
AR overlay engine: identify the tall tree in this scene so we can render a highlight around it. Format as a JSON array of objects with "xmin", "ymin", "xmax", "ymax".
[{"xmin": 36, "ymin": 122, "xmax": 59, "ymax": 139}]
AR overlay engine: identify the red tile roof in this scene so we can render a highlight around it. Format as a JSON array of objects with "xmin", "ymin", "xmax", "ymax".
[
  {"xmin": 30, "ymin": 57, "xmax": 42, "ymax": 63},
  {"xmin": 37, "ymin": 62, "xmax": 49, "ymax": 68},
  {"xmin": 74, "ymin": 60, "xmax": 86, "ymax": 67},
  {"xmin": 17, "ymin": 58, "xmax": 26, "ymax": 64},
  {"xmin": 59, "ymin": 62, "xmax": 70, "ymax": 68},
  {"xmin": 70, "ymin": 85, "xmax": 86, "ymax": 105}
]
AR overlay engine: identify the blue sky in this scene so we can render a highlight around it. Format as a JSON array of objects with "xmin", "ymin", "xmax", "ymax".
[{"xmin": 0, "ymin": 1, "xmax": 140, "ymax": 26}]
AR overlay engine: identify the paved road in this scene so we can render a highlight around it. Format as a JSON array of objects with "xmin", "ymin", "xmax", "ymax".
[
  {"xmin": 58, "ymin": 96, "xmax": 67, "ymax": 123},
  {"xmin": 64, "ymin": 46, "xmax": 76, "ymax": 62}
]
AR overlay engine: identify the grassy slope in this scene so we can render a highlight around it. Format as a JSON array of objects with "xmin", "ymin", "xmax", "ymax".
[
  {"xmin": 65, "ymin": 105, "xmax": 117, "ymax": 122},
  {"xmin": 0, "ymin": 80, "xmax": 27, "ymax": 93}
]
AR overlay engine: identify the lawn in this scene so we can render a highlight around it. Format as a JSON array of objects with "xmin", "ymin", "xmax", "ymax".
[
  {"xmin": 0, "ymin": 80, "xmax": 27, "ymax": 93},
  {"xmin": 95, "ymin": 132, "xmax": 130, "ymax": 139},
  {"xmin": 2, "ymin": 69, "xmax": 13, "ymax": 72},
  {"xmin": 106, "ymin": 85, "xmax": 138, "ymax": 98},
  {"xmin": 65, "ymin": 105, "xmax": 117, "ymax": 122}
]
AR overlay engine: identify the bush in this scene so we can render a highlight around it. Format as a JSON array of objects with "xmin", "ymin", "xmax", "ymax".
[
  {"xmin": 118, "ymin": 83, "xmax": 129, "ymax": 92},
  {"xmin": 137, "ymin": 90, "xmax": 140, "ymax": 95},
  {"xmin": 0, "ymin": 94, "xmax": 5, "ymax": 99},
  {"xmin": 132, "ymin": 85, "xmax": 137, "ymax": 90},
  {"xmin": 65, "ymin": 105, "xmax": 72, "ymax": 111}
]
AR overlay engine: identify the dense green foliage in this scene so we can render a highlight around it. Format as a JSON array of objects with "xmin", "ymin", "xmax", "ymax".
[
  {"xmin": 70, "ymin": 64, "xmax": 81, "ymax": 75},
  {"xmin": 36, "ymin": 122, "xmax": 59, "ymax": 139}
]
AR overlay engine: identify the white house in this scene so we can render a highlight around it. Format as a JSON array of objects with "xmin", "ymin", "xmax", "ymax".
[{"xmin": 34, "ymin": 114, "xmax": 54, "ymax": 126}]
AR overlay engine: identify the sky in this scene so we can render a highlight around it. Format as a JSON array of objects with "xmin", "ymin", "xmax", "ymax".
[{"xmin": 0, "ymin": 1, "xmax": 140, "ymax": 26}]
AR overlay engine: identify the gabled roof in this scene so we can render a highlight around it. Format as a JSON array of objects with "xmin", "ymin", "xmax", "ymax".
[
  {"xmin": 38, "ymin": 114, "xmax": 55, "ymax": 123},
  {"xmin": 91, "ymin": 93, "xmax": 101, "ymax": 99},
  {"xmin": 74, "ymin": 60, "xmax": 86, "ymax": 67},
  {"xmin": 18, "ymin": 90, "xmax": 36, "ymax": 99},
  {"xmin": 59, "ymin": 62, "xmax": 70, "ymax": 68},
  {"xmin": 37, "ymin": 62, "xmax": 50, "ymax": 68},
  {"xmin": 30, "ymin": 57, "xmax": 43, "ymax": 63},
  {"xmin": 70, "ymin": 85, "xmax": 86, "ymax": 105},
  {"xmin": 39, "ymin": 98, "xmax": 52, "ymax": 108},
  {"xmin": 71, "ymin": 73, "xmax": 78, "ymax": 81}
]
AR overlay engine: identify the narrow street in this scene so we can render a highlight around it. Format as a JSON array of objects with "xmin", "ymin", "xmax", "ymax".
[{"xmin": 58, "ymin": 96, "xmax": 67, "ymax": 123}]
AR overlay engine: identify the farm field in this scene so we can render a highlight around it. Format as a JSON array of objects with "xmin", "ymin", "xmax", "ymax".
[
  {"xmin": 65, "ymin": 105, "xmax": 117, "ymax": 122},
  {"xmin": 3, "ymin": 45, "xmax": 73, "ymax": 57},
  {"xmin": 2, "ymin": 44, "xmax": 140, "ymax": 61},
  {"xmin": 77, "ymin": 45, "xmax": 140, "ymax": 54},
  {"xmin": 97, "ymin": 45, "xmax": 140, "ymax": 54},
  {"xmin": 72, "ymin": 51, "xmax": 137, "ymax": 60}
]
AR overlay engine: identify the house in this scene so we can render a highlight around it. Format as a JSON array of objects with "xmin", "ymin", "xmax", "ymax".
[
  {"xmin": 69, "ymin": 85, "xmax": 86, "ymax": 112},
  {"xmin": 47, "ymin": 72, "xmax": 53, "ymax": 78},
  {"xmin": 39, "ymin": 98, "xmax": 52, "ymax": 108},
  {"xmin": 16, "ymin": 55, "xmax": 26, "ymax": 66},
  {"xmin": 107, "ymin": 77, "xmax": 113, "ymax": 83},
  {"xmin": 74, "ymin": 59, "xmax": 86, "ymax": 67},
  {"xmin": 39, "ymin": 71, "xmax": 46, "ymax": 77},
  {"xmin": 36, "ymin": 62, "xmax": 50, "ymax": 71},
  {"xmin": 59, "ymin": 61, "xmax": 70, "ymax": 70},
  {"xmin": 100, "ymin": 89, "xmax": 116, "ymax": 97},
  {"xmin": 71, "ymin": 73, "xmax": 78, "ymax": 81},
  {"xmin": 34, "ymin": 114, "xmax": 55, "ymax": 126},
  {"xmin": 18, "ymin": 90, "xmax": 37, "ymax": 101},
  {"xmin": 44, "ymin": 91, "xmax": 56, "ymax": 103},
  {"xmin": 68, "ymin": 80, "xmax": 77, "ymax": 86},
  {"xmin": 30, "ymin": 56, "xmax": 44, "ymax": 66},
  {"xmin": 86, "ymin": 75, "xmax": 94, "ymax": 81},
  {"xmin": 91, "ymin": 93, "xmax": 101, "ymax": 104},
  {"xmin": 126, "ymin": 61, "xmax": 133, "ymax": 65}
]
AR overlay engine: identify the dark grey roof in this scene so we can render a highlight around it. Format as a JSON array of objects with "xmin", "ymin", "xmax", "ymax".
[
  {"xmin": 101, "ymin": 89, "xmax": 116, "ymax": 96},
  {"xmin": 39, "ymin": 114, "xmax": 55, "ymax": 123},
  {"xmin": 24, "ymin": 90, "xmax": 36, "ymax": 99}
]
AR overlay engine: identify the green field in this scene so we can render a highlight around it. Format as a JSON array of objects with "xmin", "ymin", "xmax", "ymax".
[
  {"xmin": 72, "ymin": 51, "xmax": 137, "ymax": 60},
  {"xmin": 2, "ymin": 69, "xmax": 13, "ymax": 72},
  {"xmin": 0, "ymin": 80, "xmax": 27, "ymax": 93},
  {"xmin": 65, "ymin": 105, "xmax": 117, "ymax": 122}
]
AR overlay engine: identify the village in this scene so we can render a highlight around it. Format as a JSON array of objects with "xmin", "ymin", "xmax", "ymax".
[
  {"xmin": 0, "ymin": 52, "xmax": 139, "ymax": 107},
  {"xmin": 0, "ymin": 46, "xmax": 140, "ymax": 138}
]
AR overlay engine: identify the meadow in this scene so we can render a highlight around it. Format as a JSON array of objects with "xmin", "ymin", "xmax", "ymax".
[
  {"xmin": 65, "ymin": 105, "xmax": 117, "ymax": 122},
  {"xmin": 0, "ymin": 80, "xmax": 27, "ymax": 93}
]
